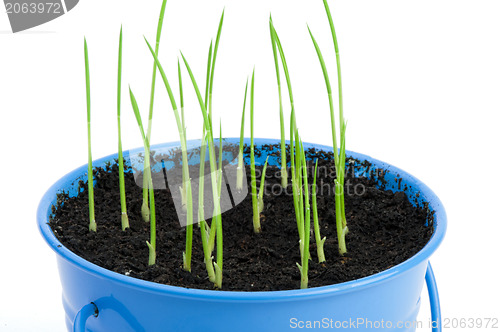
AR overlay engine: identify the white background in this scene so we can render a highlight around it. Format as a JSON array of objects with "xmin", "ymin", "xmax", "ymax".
[{"xmin": 1, "ymin": 0, "xmax": 499, "ymax": 331}]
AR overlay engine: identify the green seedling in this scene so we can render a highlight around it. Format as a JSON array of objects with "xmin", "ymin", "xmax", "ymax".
[
  {"xmin": 181, "ymin": 52, "xmax": 223, "ymax": 289},
  {"xmin": 84, "ymin": 38, "xmax": 96, "ymax": 233},
  {"xmin": 129, "ymin": 88, "xmax": 157, "ymax": 266},
  {"xmin": 198, "ymin": 131, "xmax": 216, "ymax": 283},
  {"xmin": 141, "ymin": 0, "xmax": 168, "ymax": 223},
  {"xmin": 307, "ymin": 0, "xmax": 348, "ymax": 255},
  {"xmin": 178, "ymin": 59, "xmax": 189, "ymax": 211},
  {"xmin": 296, "ymin": 138, "xmax": 311, "ymax": 289},
  {"xmin": 269, "ymin": 15, "xmax": 287, "ymax": 188},
  {"xmin": 324, "ymin": 0, "xmax": 348, "ymax": 240},
  {"xmin": 178, "ymin": 58, "xmax": 194, "ymax": 273},
  {"xmin": 204, "ymin": 11, "xmax": 226, "ymax": 253},
  {"xmin": 117, "ymin": 26, "xmax": 130, "ymax": 231},
  {"xmin": 236, "ymin": 78, "xmax": 249, "ymax": 192},
  {"xmin": 312, "ymin": 159, "xmax": 326, "ymax": 263},
  {"xmin": 270, "ymin": 20, "xmax": 302, "ymax": 240},
  {"xmin": 144, "ymin": 39, "xmax": 194, "ymax": 272},
  {"xmin": 249, "ymin": 69, "xmax": 261, "ymax": 234}
]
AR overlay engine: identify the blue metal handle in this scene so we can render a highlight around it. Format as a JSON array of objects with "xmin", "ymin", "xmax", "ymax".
[
  {"xmin": 73, "ymin": 302, "xmax": 98, "ymax": 332},
  {"xmin": 425, "ymin": 262, "xmax": 442, "ymax": 332}
]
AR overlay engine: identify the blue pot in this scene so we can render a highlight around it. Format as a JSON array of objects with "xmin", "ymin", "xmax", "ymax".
[{"xmin": 37, "ymin": 139, "xmax": 446, "ymax": 332}]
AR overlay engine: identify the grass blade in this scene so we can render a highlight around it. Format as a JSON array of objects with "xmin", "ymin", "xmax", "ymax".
[
  {"xmin": 181, "ymin": 52, "xmax": 223, "ymax": 288},
  {"xmin": 129, "ymin": 87, "xmax": 157, "ymax": 265},
  {"xmin": 146, "ymin": 0, "xmax": 168, "ymax": 142},
  {"xmin": 205, "ymin": 41, "xmax": 213, "ymax": 109},
  {"xmin": 299, "ymin": 139, "xmax": 311, "ymax": 289},
  {"xmin": 269, "ymin": 15, "xmax": 287, "ymax": 188},
  {"xmin": 249, "ymin": 69, "xmax": 261, "ymax": 234},
  {"xmin": 84, "ymin": 38, "xmax": 96, "ymax": 233},
  {"xmin": 198, "ymin": 131, "xmax": 216, "ymax": 282},
  {"xmin": 236, "ymin": 77, "xmax": 249, "ymax": 192},
  {"xmin": 208, "ymin": 9, "xmax": 225, "ymax": 123},
  {"xmin": 117, "ymin": 26, "xmax": 130, "ymax": 231},
  {"xmin": 141, "ymin": 0, "xmax": 168, "ymax": 223},
  {"xmin": 323, "ymin": 0, "xmax": 344, "ymax": 130},
  {"xmin": 307, "ymin": 25, "xmax": 339, "ymax": 168},
  {"xmin": 312, "ymin": 159, "xmax": 326, "ymax": 263}
]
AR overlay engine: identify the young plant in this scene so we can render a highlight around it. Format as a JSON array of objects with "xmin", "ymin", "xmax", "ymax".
[
  {"xmin": 180, "ymin": 52, "xmax": 224, "ymax": 288},
  {"xmin": 84, "ymin": 38, "xmax": 96, "ymax": 233},
  {"xmin": 236, "ymin": 78, "xmax": 249, "ymax": 192},
  {"xmin": 178, "ymin": 58, "xmax": 194, "ymax": 273},
  {"xmin": 141, "ymin": 0, "xmax": 168, "ymax": 223},
  {"xmin": 295, "ymin": 138, "xmax": 311, "ymax": 289},
  {"xmin": 204, "ymin": 11, "xmax": 226, "ymax": 253},
  {"xmin": 144, "ymin": 39, "xmax": 194, "ymax": 272},
  {"xmin": 269, "ymin": 20, "xmax": 302, "ymax": 240},
  {"xmin": 312, "ymin": 159, "xmax": 326, "ymax": 263},
  {"xmin": 198, "ymin": 131, "xmax": 216, "ymax": 283},
  {"xmin": 198, "ymin": 41, "xmax": 215, "ymax": 260},
  {"xmin": 307, "ymin": 1, "xmax": 348, "ymax": 255},
  {"xmin": 129, "ymin": 88, "xmax": 157, "ymax": 266},
  {"xmin": 249, "ymin": 69, "xmax": 262, "ymax": 234},
  {"xmin": 269, "ymin": 15, "xmax": 287, "ymax": 188},
  {"xmin": 117, "ymin": 26, "xmax": 130, "ymax": 231}
]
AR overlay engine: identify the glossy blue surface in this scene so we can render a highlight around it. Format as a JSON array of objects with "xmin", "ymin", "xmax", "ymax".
[{"xmin": 38, "ymin": 139, "xmax": 446, "ymax": 331}]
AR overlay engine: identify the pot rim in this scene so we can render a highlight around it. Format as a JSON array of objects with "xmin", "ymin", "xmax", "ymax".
[{"xmin": 37, "ymin": 138, "xmax": 446, "ymax": 301}]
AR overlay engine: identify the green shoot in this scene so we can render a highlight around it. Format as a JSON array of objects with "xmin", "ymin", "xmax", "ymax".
[
  {"xmin": 270, "ymin": 20, "xmax": 302, "ymax": 239},
  {"xmin": 269, "ymin": 15, "xmax": 287, "ymax": 188},
  {"xmin": 180, "ymin": 52, "xmax": 223, "ymax": 289},
  {"xmin": 324, "ymin": 0, "xmax": 348, "ymax": 239},
  {"xmin": 178, "ymin": 59, "xmax": 186, "ymax": 138},
  {"xmin": 208, "ymin": 9, "xmax": 225, "ymax": 124},
  {"xmin": 312, "ymin": 159, "xmax": 326, "ymax": 263},
  {"xmin": 198, "ymin": 131, "xmax": 216, "ymax": 283},
  {"xmin": 258, "ymin": 156, "xmax": 269, "ymax": 214},
  {"xmin": 249, "ymin": 69, "xmax": 261, "ymax": 234},
  {"xmin": 308, "ymin": 1, "xmax": 349, "ymax": 254},
  {"xmin": 296, "ymin": 138, "xmax": 311, "ymax": 289},
  {"xmin": 307, "ymin": 26, "xmax": 338, "ymax": 167},
  {"xmin": 178, "ymin": 59, "xmax": 188, "ymax": 212},
  {"xmin": 143, "ymin": 38, "xmax": 194, "ymax": 271},
  {"xmin": 236, "ymin": 78, "xmax": 249, "ymax": 192},
  {"xmin": 84, "ymin": 38, "xmax": 96, "ymax": 233},
  {"xmin": 117, "ymin": 27, "xmax": 130, "ymax": 231},
  {"xmin": 203, "ymin": 11, "xmax": 226, "ymax": 253},
  {"xmin": 323, "ymin": 0, "xmax": 345, "ymax": 130},
  {"xmin": 141, "ymin": 0, "xmax": 168, "ymax": 223},
  {"xmin": 204, "ymin": 41, "xmax": 216, "ymax": 254},
  {"xmin": 178, "ymin": 58, "xmax": 194, "ymax": 273},
  {"xmin": 289, "ymin": 109, "xmax": 302, "ymax": 242},
  {"xmin": 129, "ymin": 87, "xmax": 157, "ymax": 265}
]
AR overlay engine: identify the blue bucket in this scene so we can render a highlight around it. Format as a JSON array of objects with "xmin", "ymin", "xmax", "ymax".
[{"xmin": 37, "ymin": 139, "xmax": 446, "ymax": 332}]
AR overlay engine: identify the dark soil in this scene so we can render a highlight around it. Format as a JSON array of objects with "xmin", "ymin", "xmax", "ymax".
[{"xmin": 50, "ymin": 144, "xmax": 433, "ymax": 291}]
